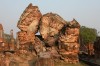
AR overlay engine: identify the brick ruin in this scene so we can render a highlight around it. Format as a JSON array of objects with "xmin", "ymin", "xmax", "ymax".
[
  {"xmin": 0, "ymin": 24, "xmax": 15, "ymax": 66},
  {"xmin": 0, "ymin": 24, "xmax": 4, "ymax": 51},
  {"xmin": 17, "ymin": 3, "xmax": 80, "ymax": 65},
  {"xmin": 94, "ymin": 37, "xmax": 100, "ymax": 59},
  {"xmin": 58, "ymin": 19, "xmax": 80, "ymax": 63},
  {"xmin": 0, "ymin": 3, "xmax": 80, "ymax": 66}
]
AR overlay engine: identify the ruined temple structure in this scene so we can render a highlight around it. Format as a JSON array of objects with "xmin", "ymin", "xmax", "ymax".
[
  {"xmin": 0, "ymin": 24, "xmax": 15, "ymax": 66},
  {"xmin": 94, "ymin": 37, "xmax": 100, "ymax": 59},
  {"xmin": 0, "ymin": 24, "xmax": 5, "ymax": 51},
  {"xmin": 9, "ymin": 29, "xmax": 15, "ymax": 51},
  {"xmin": 16, "ymin": 3, "xmax": 80, "ymax": 65},
  {"xmin": 0, "ymin": 3, "xmax": 81, "ymax": 66},
  {"xmin": 0, "ymin": 24, "xmax": 4, "ymax": 44},
  {"xmin": 0, "ymin": 24, "xmax": 4, "ymax": 38},
  {"xmin": 0, "ymin": 29, "xmax": 16, "ymax": 51},
  {"xmin": 58, "ymin": 19, "xmax": 80, "ymax": 63}
]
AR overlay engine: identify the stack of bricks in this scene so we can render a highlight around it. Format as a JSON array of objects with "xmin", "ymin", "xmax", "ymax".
[
  {"xmin": 17, "ymin": 3, "xmax": 42, "ymax": 52},
  {"xmin": 59, "ymin": 19, "xmax": 80, "ymax": 63}
]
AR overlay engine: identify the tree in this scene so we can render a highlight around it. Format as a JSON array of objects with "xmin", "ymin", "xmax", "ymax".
[
  {"xmin": 80, "ymin": 26, "xmax": 97, "ymax": 55},
  {"xmin": 80, "ymin": 26, "xmax": 97, "ymax": 44}
]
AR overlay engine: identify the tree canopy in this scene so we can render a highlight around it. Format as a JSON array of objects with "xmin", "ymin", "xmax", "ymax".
[{"xmin": 80, "ymin": 26, "xmax": 97, "ymax": 44}]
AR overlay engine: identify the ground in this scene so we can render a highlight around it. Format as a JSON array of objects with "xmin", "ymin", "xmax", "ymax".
[{"xmin": 54, "ymin": 61, "xmax": 89, "ymax": 66}]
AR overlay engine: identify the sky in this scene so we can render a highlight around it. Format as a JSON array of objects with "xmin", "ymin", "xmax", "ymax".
[{"xmin": 0, "ymin": 0, "xmax": 100, "ymax": 37}]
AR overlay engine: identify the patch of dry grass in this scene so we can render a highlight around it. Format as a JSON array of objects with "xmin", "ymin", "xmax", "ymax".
[{"xmin": 54, "ymin": 61, "xmax": 89, "ymax": 66}]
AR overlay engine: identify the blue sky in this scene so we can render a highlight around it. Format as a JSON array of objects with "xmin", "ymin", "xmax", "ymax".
[{"xmin": 0, "ymin": 0, "xmax": 100, "ymax": 36}]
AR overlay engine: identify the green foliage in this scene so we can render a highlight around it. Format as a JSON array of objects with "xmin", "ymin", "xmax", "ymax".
[{"xmin": 80, "ymin": 26, "xmax": 97, "ymax": 44}]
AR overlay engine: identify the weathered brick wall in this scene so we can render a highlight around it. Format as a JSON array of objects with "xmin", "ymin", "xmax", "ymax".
[
  {"xmin": 94, "ymin": 37, "xmax": 100, "ymax": 59},
  {"xmin": 58, "ymin": 19, "xmax": 80, "ymax": 63}
]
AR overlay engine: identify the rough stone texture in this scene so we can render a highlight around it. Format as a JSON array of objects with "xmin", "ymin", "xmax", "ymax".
[
  {"xmin": 35, "ymin": 51, "xmax": 54, "ymax": 66},
  {"xmin": 33, "ymin": 37, "xmax": 44, "ymax": 54},
  {"xmin": 17, "ymin": 31, "xmax": 35, "ymax": 45},
  {"xmin": 0, "ymin": 51, "xmax": 37, "ymax": 66},
  {"xmin": 40, "ymin": 13, "xmax": 66, "ymax": 40},
  {"xmin": 17, "ymin": 3, "xmax": 43, "ymax": 54},
  {"xmin": 58, "ymin": 19, "xmax": 80, "ymax": 64},
  {"xmin": 35, "ymin": 58, "xmax": 54, "ymax": 66},
  {"xmin": 44, "ymin": 36, "xmax": 58, "ymax": 47},
  {"xmin": 11, "ymin": 3, "xmax": 44, "ymax": 66},
  {"xmin": 11, "ymin": 53, "xmax": 31, "ymax": 66},
  {"xmin": 17, "ymin": 3, "xmax": 42, "ymax": 33}
]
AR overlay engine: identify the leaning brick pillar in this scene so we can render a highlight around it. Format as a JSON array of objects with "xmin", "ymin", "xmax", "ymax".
[{"xmin": 59, "ymin": 19, "xmax": 80, "ymax": 64}]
